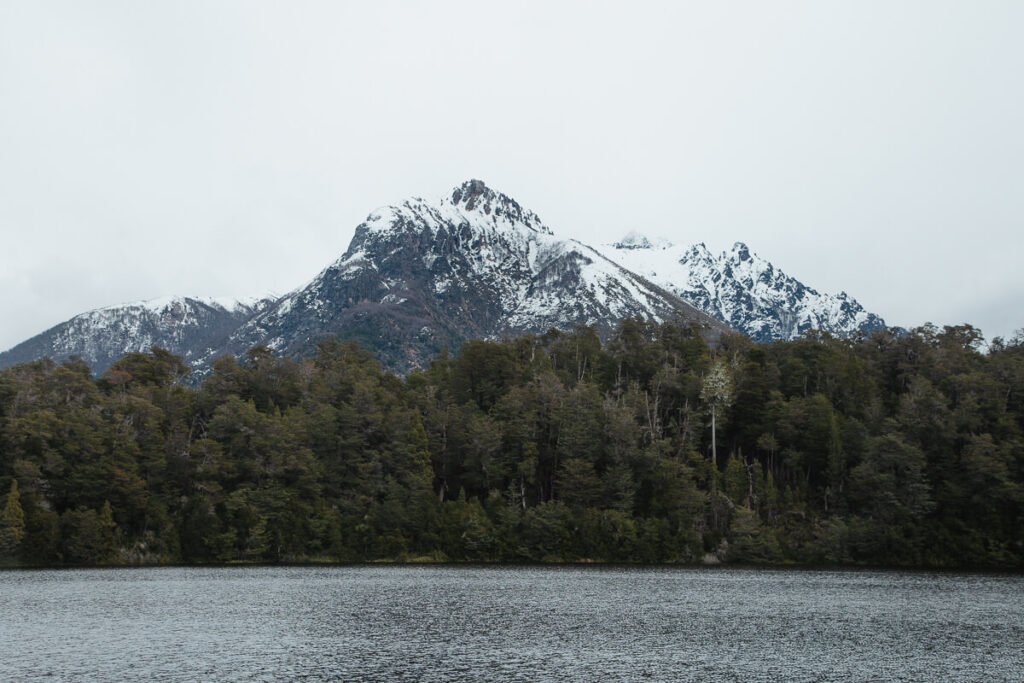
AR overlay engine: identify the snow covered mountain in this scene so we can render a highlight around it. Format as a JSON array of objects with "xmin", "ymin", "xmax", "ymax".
[
  {"xmin": 213, "ymin": 180, "xmax": 728, "ymax": 370},
  {"xmin": 607, "ymin": 234, "xmax": 887, "ymax": 342},
  {"xmin": 0, "ymin": 296, "xmax": 276, "ymax": 374},
  {"xmin": 0, "ymin": 180, "xmax": 888, "ymax": 375}
]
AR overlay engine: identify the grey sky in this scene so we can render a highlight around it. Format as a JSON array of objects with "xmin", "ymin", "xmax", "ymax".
[{"xmin": 2, "ymin": 1, "xmax": 1022, "ymax": 352}]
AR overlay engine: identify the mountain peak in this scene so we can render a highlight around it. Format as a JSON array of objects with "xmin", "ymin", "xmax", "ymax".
[
  {"xmin": 445, "ymin": 179, "xmax": 551, "ymax": 234},
  {"xmin": 612, "ymin": 231, "xmax": 673, "ymax": 250},
  {"xmin": 450, "ymin": 179, "xmax": 493, "ymax": 210},
  {"xmin": 731, "ymin": 242, "xmax": 752, "ymax": 261},
  {"xmin": 684, "ymin": 242, "xmax": 713, "ymax": 259}
]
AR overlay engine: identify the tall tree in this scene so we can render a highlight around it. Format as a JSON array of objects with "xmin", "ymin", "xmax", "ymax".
[{"xmin": 701, "ymin": 359, "xmax": 733, "ymax": 465}]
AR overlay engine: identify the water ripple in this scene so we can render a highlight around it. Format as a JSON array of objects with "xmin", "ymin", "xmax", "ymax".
[{"xmin": 0, "ymin": 566, "xmax": 1021, "ymax": 682}]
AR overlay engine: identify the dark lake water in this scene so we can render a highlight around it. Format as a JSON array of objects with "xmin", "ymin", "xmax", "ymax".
[{"xmin": 0, "ymin": 565, "xmax": 1021, "ymax": 681}]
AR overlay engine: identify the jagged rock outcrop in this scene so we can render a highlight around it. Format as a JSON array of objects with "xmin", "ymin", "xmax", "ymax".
[{"xmin": 607, "ymin": 237, "xmax": 887, "ymax": 342}]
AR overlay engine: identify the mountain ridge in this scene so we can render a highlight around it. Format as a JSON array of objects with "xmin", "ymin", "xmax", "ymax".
[
  {"xmin": 607, "ymin": 237, "xmax": 887, "ymax": 342},
  {"xmin": 0, "ymin": 295, "xmax": 277, "ymax": 373}
]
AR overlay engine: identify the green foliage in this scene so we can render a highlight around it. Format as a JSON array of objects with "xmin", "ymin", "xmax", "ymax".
[
  {"xmin": 0, "ymin": 323, "xmax": 1021, "ymax": 568},
  {"xmin": 0, "ymin": 479, "xmax": 26, "ymax": 558},
  {"xmin": 700, "ymin": 359, "xmax": 734, "ymax": 409},
  {"xmin": 728, "ymin": 507, "xmax": 782, "ymax": 564},
  {"xmin": 60, "ymin": 502, "xmax": 118, "ymax": 565}
]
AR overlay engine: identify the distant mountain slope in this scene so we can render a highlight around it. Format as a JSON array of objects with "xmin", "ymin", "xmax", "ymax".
[
  {"xmin": 0, "ymin": 296, "xmax": 275, "ymax": 374},
  {"xmin": 213, "ymin": 180, "xmax": 729, "ymax": 370},
  {"xmin": 607, "ymin": 234, "xmax": 887, "ymax": 342}
]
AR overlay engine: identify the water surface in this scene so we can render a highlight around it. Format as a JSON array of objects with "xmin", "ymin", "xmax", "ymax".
[{"xmin": 1, "ymin": 566, "xmax": 1021, "ymax": 681}]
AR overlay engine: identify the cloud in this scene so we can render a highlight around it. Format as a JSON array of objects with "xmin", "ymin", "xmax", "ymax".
[{"xmin": 2, "ymin": 1, "xmax": 1023, "ymax": 351}]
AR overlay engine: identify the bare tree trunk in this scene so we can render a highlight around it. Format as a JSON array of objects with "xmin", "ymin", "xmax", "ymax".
[
  {"xmin": 745, "ymin": 457, "xmax": 755, "ymax": 510},
  {"xmin": 711, "ymin": 406, "xmax": 717, "ymax": 465}
]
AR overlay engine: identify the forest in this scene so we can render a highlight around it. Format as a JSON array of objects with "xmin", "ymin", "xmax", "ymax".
[{"xmin": 0, "ymin": 319, "xmax": 1021, "ymax": 569}]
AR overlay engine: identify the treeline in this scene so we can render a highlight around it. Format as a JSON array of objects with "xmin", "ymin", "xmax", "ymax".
[{"xmin": 0, "ymin": 320, "xmax": 1021, "ymax": 568}]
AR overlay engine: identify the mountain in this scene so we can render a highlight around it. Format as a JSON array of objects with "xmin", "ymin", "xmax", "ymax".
[
  {"xmin": 0, "ymin": 296, "xmax": 276, "ymax": 374},
  {"xmin": 211, "ymin": 180, "xmax": 729, "ymax": 371},
  {"xmin": 607, "ymin": 235, "xmax": 887, "ymax": 342},
  {"xmin": 1, "ymin": 180, "xmax": 888, "ymax": 375}
]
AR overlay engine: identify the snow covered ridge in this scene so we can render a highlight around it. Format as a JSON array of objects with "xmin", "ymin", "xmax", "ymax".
[
  {"xmin": 357, "ymin": 179, "xmax": 551, "ymax": 243},
  {"xmin": 606, "ymin": 237, "xmax": 887, "ymax": 342},
  {"xmin": 612, "ymin": 230, "xmax": 672, "ymax": 251},
  {"xmin": 98, "ymin": 294, "xmax": 277, "ymax": 316},
  {"xmin": 0, "ymin": 295, "xmax": 277, "ymax": 374}
]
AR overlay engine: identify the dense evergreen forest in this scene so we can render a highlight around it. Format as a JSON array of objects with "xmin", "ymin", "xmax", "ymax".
[{"xmin": 1, "ymin": 320, "xmax": 1021, "ymax": 569}]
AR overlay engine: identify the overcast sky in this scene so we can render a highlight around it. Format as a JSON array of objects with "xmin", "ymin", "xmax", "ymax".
[{"xmin": 2, "ymin": 1, "xmax": 1022, "ymax": 352}]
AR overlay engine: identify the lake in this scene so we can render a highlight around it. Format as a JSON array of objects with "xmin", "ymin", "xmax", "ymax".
[{"xmin": 0, "ymin": 566, "xmax": 1021, "ymax": 681}]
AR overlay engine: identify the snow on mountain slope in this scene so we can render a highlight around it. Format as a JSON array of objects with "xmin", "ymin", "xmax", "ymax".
[
  {"xmin": 606, "ymin": 237, "xmax": 887, "ymax": 342},
  {"xmin": 0, "ymin": 295, "xmax": 276, "ymax": 374},
  {"xmin": 219, "ymin": 180, "xmax": 729, "ymax": 370}
]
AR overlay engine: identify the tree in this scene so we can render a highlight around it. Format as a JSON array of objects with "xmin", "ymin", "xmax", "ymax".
[
  {"xmin": 700, "ymin": 359, "xmax": 733, "ymax": 465},
  {"xmin": 0, "ymin": 480, "xmax": 26, "ymax": 557},
  {"xmin": 105, "ymin": 346, "xmax": 190, "ymax": 388},
  {"xmin": 558, "ymin": 458, "xmax": 602, "ymax": 509},
  {"xmin": 61, "ymin": 503, "xmax": 118, "ymax": 565}
]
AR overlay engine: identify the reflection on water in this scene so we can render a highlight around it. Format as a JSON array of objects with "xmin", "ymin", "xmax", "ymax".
[{"xmin": 1, "ymin": 566, "xmax": 1021, "ymax": 681}]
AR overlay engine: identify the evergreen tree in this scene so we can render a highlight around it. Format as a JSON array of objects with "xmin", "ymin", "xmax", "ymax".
[{"xmin": 0, "ymin": 480, "xmax": 26, "ymax": 557}]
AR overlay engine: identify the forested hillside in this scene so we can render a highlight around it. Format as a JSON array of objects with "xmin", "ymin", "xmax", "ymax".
[{"xmin": 1, "ymin": 321, "xmax": 1021, "ymax": 568}]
